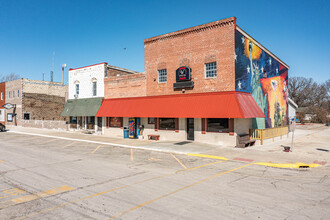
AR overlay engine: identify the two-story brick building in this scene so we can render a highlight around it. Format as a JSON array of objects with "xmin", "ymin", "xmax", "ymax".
[
  {"xmin": 96, "ymin": 17, "xmax": 289, "ymax": 146},
  {"xmin": 4, "ymin": 79, "xmax": 68, "ymax": 129}
]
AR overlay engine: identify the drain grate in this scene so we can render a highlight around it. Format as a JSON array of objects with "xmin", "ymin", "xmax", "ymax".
[{"xmin": 174, "ymin": 141, "xmax": 192, "ymax": 145}]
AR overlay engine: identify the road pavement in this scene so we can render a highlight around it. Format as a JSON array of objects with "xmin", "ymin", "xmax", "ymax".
[{"xmin": 0, "ymin": 130, "xmax": 330, "ymax": 219}]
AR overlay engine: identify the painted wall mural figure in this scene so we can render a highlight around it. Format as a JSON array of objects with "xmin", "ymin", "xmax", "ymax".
[
  {"xmin": 235, "ymin": 30, "xmax": 289, "ymax": 129},
  {"xmin": 249, "ymin": 41, "xmax": 267, "ymax": 129}
]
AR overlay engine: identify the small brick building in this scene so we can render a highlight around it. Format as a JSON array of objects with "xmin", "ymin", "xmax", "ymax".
[{"xmin": 5, "ymin": 79, "xmax": 68, "ymax": 129}]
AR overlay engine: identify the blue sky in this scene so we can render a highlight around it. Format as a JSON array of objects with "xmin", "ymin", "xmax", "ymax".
[{"xmin": 0, "ymin": 0, "xmax": 329, "ymax": 84}]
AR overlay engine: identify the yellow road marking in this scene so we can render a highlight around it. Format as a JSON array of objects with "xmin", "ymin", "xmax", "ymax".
[
  {"xmin": 62, "ymin": 141, "xmax": 75, "ymax": 149},
  {"xmin": 176, "ymin": 160, "xmax": 225, "ymax": 173},
  {"xmin": 130, "ymin": 149, "xmax": 133, "ymax": 161},
  {"xmin": 11, "ymin": 186, "xmax": 74, "ymax": 204},
  {"xmin": 20, "ymin": 160, "xmax": 227, "ymax": 219},
  {"xmin": 254, "ymin": 162, "xmax": 321, "ymax": 169},
  {"xmin": 170, "ymin": 153, "xmax": 187, "ymax": 169},
  {"xmin": 0, "ymin": 160, "xmax": 5, "ymax": 163},
  {"xmin": 111, "ymin": 163, "xmax": 252, "ymax": 219},
  {"xmin": 187, "ymin": 153, "xmax": 229, "ymax": 161},
  {"xmin": 91, "ymin": 145, "xmax": 102, "ymax": 154},
  {"xmin": 40, "ymin": 139, "xmax": 58, "ymax": 145}
]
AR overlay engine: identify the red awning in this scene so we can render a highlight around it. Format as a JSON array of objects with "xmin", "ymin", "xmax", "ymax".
[{"xmin": 96, "ymin": 91, "xmax": 265, "ymax": 118}]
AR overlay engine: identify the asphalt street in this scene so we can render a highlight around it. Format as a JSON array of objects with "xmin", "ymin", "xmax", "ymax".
[{"xmin": 0, "ymin": 131, "xmax": 329, "ymax": 219}]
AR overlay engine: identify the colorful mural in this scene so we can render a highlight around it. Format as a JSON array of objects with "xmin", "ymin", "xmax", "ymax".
[{"xmin": 235, "ymin": 30, "xmax": 288, "ymax": 129}]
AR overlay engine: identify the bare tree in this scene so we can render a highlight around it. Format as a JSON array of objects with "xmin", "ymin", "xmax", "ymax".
[
  {"xmin": 289, "ymin": 77, "xmax": 330, "ymax": 123},
  {"xmin": 0, "ymin": 73, "xmax": 20, "ymax": 83}
]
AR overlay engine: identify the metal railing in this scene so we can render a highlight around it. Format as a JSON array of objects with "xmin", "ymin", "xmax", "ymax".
[{"xmin": 249, "ymin": 126, "xmax": 289, "ymax": 145}]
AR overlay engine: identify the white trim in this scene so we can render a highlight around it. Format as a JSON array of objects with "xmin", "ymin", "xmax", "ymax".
[
  {"xmin": 288, "ymin": 97, "xmax": 298, "ymax": 109},
  {"xmin": 236, "ymin": 26, "xmax": 289, "ymax": 69}
]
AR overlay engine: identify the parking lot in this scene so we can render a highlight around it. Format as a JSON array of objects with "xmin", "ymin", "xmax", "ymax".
[{"xmin": 0, "ymin": 131, "xmax": 330, "ymax": 219}]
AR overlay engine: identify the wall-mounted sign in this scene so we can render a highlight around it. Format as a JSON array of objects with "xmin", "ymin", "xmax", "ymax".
[
  {"xmin": 2, "ymin": 103, "xmax": 15, "ymax": 110},
  {"xmin": 7, "ymin": 113, "xmax": 13, "ymax": 122},
  {"xmin": 176, "ymin": 66, "xmax": 191, "ymax": 82}
]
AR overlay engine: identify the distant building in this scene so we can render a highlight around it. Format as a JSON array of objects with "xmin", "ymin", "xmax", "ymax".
[
  {"xmin": 0, "ymin": 82, "xmax": 5, "ymax": 125},
  {"xmin": 5, "ymin": 79, "xmax": 68, "ymax": 129}
]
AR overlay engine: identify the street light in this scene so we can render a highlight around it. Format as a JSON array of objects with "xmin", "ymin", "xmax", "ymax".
[{"xmin": 61, "ymin": 64, "xmax": 67, "ymax": 85}]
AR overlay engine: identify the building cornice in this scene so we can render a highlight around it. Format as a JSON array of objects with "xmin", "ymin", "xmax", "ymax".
[
  {"xmin": 69, "ymin": 62, "xmax": 107, "ymax": 71},
  {"xmin": 144, "ymin": 17, "xmax": 236, "ymax": 44}
]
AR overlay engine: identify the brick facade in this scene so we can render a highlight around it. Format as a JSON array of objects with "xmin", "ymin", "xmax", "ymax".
[
  {"xmin": 5, "ymin": 79, "xmax": 67, "ymax": 128},
  {"xmin": 104, "ymin": 73, "xmax": 146, "ymax": 99},
  {"xmin": 144, "ymin": 17, "xmax": 236, "ymax": 96}
]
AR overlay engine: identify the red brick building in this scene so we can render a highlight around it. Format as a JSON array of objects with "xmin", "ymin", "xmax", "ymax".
[
  {"xmin": 97, "ymin": 17, "xmax": 289, "ymax": 146},
  {"xmin": 0, "ymin": 82, "xmax": 5, "ymax": 124}
]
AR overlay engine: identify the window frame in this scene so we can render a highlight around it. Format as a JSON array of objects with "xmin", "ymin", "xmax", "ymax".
[
  {"xmin": 206, "ymin": 118, "xmax": 229, "ymax": 133},
  {"xmin": 23, "ymin": 113, "xmax": 31, "ymax": 121},
  {"xmin": 75, "ymin": 84, "xmax": 79, "ymax": 95},
  {"xmin": 107, "ymin": 117, "xmax": 123, "ymax": 128},
  {"xmin": 92, "ymin": 81, "xmax": 97, "ymax": 96},
  {"xmin": 158, "ymin": 69, "xmax": 167, "ymax": 83},
  {"xmin": 148, "ymin": 117, "xmax": 155, "ymax": 124},
  {"xmin": 1, "ymin": 92, "xmax": 3, "ymax": 100},
  {"xmin": 205, "ymin": 62, "xmax": 217, "ymax": 78},
  {"xmin": 159, "ymin": 118, "xmax": 176, "ymax": 131}
]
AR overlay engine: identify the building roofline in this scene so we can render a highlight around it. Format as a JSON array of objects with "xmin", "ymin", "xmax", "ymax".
[
  {"xmin": 144, "ymin": 17, "xmax": 236, "ymax": 44},
  {"xmin": 236, "ymin": 26, "xmax": 289, "ymax": 69},
  {"xmin": 288, "ymin": 97, "xmax": 298, "ymax": 109},
  {"xmin": 69, "ymin": 62, "xmax": 108, "ymax": 71},
  {"xmin": 107, "ymin": 65, "xmax": 141, "ymax": 75}
]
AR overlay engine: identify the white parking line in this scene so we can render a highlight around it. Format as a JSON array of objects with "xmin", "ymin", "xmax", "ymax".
[{"xmin": 7, "ymin": 130, "xmax": 187, "ymax": 155}]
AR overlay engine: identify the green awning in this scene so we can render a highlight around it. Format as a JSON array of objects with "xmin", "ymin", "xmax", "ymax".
[{"xmin": 61, "ymin": 97, "xmax": 103, "ymax": 117}]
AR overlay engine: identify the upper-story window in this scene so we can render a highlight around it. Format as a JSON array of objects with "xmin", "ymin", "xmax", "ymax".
[
  {"xmin": 75, "ymin": 84, "xmax": 79, "ymax": 95},
  {"xmin": 205, "ymin": 62, "xmax": 217, "ymax": 78},
  {"xmin": 158, "ymin": 69, "xmax": 167, "ymax": 83},
  {"xmin": 1, "ymin": 92, "xmax": 3, "ymax": 100},
  {"xmin": 13, "ymin": 91, "xmax": 15, "ymax": 98},
  {"xmin": 92, "ymin": 82, "xmax": 97, "ymax": 96},
  {"xmin": 17, "ymin": 90, "xmax": 20, "ymax": 97},
  {"xmin": 8, "ymin": 91, "xmax": 10, "ymax": 98}
]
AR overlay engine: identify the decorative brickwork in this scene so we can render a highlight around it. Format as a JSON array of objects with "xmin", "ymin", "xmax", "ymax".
[{"xmin": 104, "ymin": 73, "xmax": 146, "ymax": 99}]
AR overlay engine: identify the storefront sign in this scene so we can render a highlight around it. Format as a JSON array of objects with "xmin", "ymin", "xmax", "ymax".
[
  {"xmin": 2, "ymin": 103, "xmax": 15, "ymax": 109},
  {"xmin": 110, "ymin": 117, "xmax": 122, "ymax": 127},
  {"xmin": 7, "ymin": 113, "xmax": 13, "ymax": 122},
  {"xmin": 176, "ymin": 66, "xmax": 191, "ymax": 82}
]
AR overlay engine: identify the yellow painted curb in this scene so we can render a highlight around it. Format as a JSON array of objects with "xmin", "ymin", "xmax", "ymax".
[
  {"xmin": 253, "ymin": 162, "xmax": 321, "ymax": 169},
  {"xmin": 187, "ymin": 153, "xmax": 229, "ymax": 161}
]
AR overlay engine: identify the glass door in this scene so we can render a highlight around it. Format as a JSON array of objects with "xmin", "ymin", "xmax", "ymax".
[{"xmin": 187, "ymin": 118, "xmax": 194, "ymax": 140}]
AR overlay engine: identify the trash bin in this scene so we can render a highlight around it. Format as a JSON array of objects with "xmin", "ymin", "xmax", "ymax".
[{"xmin": 123, "ymin": 126, "xmax": 129, "ymax": 139}]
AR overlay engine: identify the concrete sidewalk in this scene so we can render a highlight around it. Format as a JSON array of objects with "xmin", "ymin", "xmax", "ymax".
[{"xmin": 4, "ymin": 124, "xmax": 330, "ymax": 166}]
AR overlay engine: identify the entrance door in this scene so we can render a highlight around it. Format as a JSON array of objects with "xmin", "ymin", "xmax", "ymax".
[
  {"xmin": 187, "ymin": 118, "xmax": 194, "ymax": 140},
  {"xmin": 97, "ymin": 117, "xmax": 102, "ymax": 131}
]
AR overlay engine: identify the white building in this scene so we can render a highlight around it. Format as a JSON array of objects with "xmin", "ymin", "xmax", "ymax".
[{"xmin": 62, "ymin": 62, "xmax": 107, "ymax": 133}]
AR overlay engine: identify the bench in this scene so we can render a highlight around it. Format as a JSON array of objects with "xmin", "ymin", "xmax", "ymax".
[
  {"xmin": 236, "ymin": 134, "xmax": 256, "ymax": 148},
  {"xmin": 148, "ymin": 134, "xmax": 160, "ymax": 141}
]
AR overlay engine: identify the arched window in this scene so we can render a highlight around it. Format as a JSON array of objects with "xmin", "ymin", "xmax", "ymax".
[{"xmin": 74, "ymin": 80, "xmax": 80, "ymax": 95}]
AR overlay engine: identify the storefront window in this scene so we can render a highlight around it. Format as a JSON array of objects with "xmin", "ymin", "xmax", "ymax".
[
  {"xmin": 207, "ymin": 118, "xmax": 228, "ymax": 133},
  {"xmin": 148, "ymin": 117, "xmax": 155, "ymax": 124},
  {"xmin": 159, "ymin": 118, "xmax": 175, "ymax": 130},
  {"xmin": 70, "ymin": 116, "xmax": 77, "ymax": 124},
  {"xmin": 108, "ymin": 117, "xmax": 123, "ymax": 127}
]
